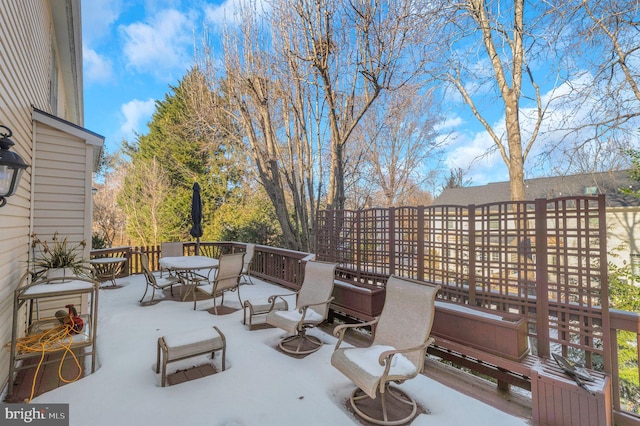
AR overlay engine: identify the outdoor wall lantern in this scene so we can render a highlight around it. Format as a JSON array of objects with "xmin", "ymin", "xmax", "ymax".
[{"xmin": 0, "ymin": 125, "xmax": 29, "ymax": 208}]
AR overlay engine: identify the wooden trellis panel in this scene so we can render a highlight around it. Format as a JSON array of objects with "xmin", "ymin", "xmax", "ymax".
[{"xmin": 315, "ymin": 195, "xmax": 610, "ymax": 372}]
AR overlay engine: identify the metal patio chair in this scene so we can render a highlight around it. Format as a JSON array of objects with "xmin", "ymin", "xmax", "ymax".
[
  {"xmin": 331, "ymin": 275, "xmax": 440, "ymax": 425},
  {"xmin": 136, "ymin": 251, "xmax": 182, "ymax": 305},
  {"xmin": 265, "ymin": 260, "xmax": 336, "ymax": 355},
  {"xmin": 193, "ymin": 252, "xmax": 245, "ymax": 314}
]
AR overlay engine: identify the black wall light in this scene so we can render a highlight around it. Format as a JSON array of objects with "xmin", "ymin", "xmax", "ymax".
[{"xmin": 0, "ymin": 125, "xmax": 29, "ymax": 207}]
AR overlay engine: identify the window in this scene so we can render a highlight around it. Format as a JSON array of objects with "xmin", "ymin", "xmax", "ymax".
[{"xmin": 584, "ymin": 186, "xmax": 598, "ymax": 195}]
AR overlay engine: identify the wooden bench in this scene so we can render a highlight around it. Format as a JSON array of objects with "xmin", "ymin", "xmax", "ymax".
[{"xmin": 157, "ymin": 326, "xmax": 226, "ymax": 387}]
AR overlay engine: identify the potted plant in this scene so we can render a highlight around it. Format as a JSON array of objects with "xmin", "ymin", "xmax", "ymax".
[{"xmin": 31, "ymin": 232, "xmax": 89, "ymax": 281}]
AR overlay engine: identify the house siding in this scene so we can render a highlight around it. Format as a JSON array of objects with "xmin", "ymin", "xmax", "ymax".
[
  {"xmin": 0, "ymin": 0, "xmax": 56, "ymax": 390},
  {"xmin": 31, "ymin": 121, "xmax": 94, "ymax": 318},
  {"xmin": 606, "ymin": 207, "xmax": 640, "ymax": 271},
  {"xmin": 0, "ymin": 0, "xmax": 95, "ymax": 395}
]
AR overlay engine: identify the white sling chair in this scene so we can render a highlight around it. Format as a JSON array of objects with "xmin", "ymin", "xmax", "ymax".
[
  {"xmin": 193, "ymin": 252, "xmax": 245, "ymax": 314},
  {"xmin": 265, "ymin": 260, "xmax": 336, "ymax": 355},
  {"xmin": 331, "ymin": 275, "xmax": 440, "ymax": 425}
]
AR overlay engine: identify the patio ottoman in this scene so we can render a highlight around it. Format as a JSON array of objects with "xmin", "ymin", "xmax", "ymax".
[
  {"xmin": 157, "ymin": 326, "xmax": 226, "ymax": 387},
  {"xmin": 243, "ymin": 299, "xmax": 288, "ymax": 330}
]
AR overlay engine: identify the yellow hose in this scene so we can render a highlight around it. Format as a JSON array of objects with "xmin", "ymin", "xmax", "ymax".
[{"xmin": 14, "ymin": 324, "xmax": 87, "ymax": 402}]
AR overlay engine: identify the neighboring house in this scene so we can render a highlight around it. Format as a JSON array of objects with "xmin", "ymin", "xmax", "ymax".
[
  {"xmin": 0, "ymin": 1, "xmax": 103, "ymax": 393},
  {"xmin": 433, "ymin": 170, "xmax": 640, "ymax": 271}
]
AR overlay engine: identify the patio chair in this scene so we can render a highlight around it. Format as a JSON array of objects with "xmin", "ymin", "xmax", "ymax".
[
  {"xmin": 240, "ymin": 243, "xmax": 255, "ymax": 285},
  {"xmin": 135, "ymin": 251, "xmax": 182, "ymax": 305},
  {"xmin": 265, "ymin": 260, "xmax": 336, "ymax": 355},
  {"xmin": 331, "ymin": 275, "xmax": 440, "ymax": 425},
  {"xmin": 193, "ymin": 252, "xmax": 245, "ymax": 314},
  {"xmin": 160, "ymin": 242, "xmax": 183, "ymax": 277}
]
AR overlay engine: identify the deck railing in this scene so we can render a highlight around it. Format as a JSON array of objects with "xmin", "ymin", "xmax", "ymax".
[
  {"xmin": 91, "ymin": 232, "xmax": 640, "ymax": 423},
  {"xmin": 610, "ymin": 308, "xmax": 640, "ymax": 423}
]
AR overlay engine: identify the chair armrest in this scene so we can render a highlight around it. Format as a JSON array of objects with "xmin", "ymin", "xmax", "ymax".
[
  {"xmin": 377, "ymin": 337, "xmax": 435, "ymax": 377},
  {"xmin": 267, "ymin": 292, "xmax": 298, "ymax": 304},
  {"xmin": 264, "ymin": 295, "xmax": 290, "ymax": 312},
  {"xmin": 298, "ymin": 296, "xmax": 334, "ymax": 313},
  {"xmin": 294, "ymin": 297, "xmax": 335, "ymax": 329},
  {"xmin": 333, "ymin": 318, "xmax": 379, "ymax": 350}
]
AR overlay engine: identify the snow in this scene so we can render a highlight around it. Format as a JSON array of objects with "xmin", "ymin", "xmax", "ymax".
[
  {"xmin": 272, "ymin": 308, "xmax": 323, "ymax": 322},
  {"xmin": 31, "ymin": 274, "xmax": 529, "ymax": 426},
  {"xmin": 343, "ymin": 346, "xmax": 416, "ymax": 377},
  {"xmin": 435, "ymin": 300, "xmax": 506, "ymax": 321}
]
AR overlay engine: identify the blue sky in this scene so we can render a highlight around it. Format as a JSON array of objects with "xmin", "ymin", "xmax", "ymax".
[
  {"xmin": 82, "ymin": 1, "xmax": 236, "ymax": 151},
  {"xmin": 80, "ymin": 0, "xmax": 518, "ymax": 187}
]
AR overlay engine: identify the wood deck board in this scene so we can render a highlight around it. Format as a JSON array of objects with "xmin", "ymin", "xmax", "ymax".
[{"xmin": 6, "ymin": 350, "xmax": 85, "ymax": 403}]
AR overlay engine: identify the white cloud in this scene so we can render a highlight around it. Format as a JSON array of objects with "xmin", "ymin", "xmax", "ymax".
[
  {"xmin": 441, "ymin": 125, "xmax": 509, "ymax": 185},
  {"xmin": 434, "ymin": 115, "xmax": 464, "ymax": 132},
  {"xmin": 204, "ymin": 0, "xmax": 242, "ymax": 25},
  {"xmin": 81, "ymin": 0, "xmax": 123, "ymax": 46},
  {"xmin": 120, "ymin": 99, "xmax": 156, "ymax": 140},
  {"xmin": 204, "ymin": 0, "xmax": 270, "ymax": 26},
  {"xmin": 120, "ymin": 9, "xmax": 193, "ymax": 80},
  {"xmin": 83, "ymin": 47, "xmax": 113, "ymax": 84}
]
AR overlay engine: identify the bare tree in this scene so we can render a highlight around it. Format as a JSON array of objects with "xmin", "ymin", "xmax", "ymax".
[
  {"xmin": 197, "ymin": 2, "xmax": 317, "ymax": 251},
  {"xmin": 426, "ymin": 0, "xmax": 559, "ymax": 200},
  {"xmin": 545, "ymin": 0, "xmax": 640, "ymax": 173},
  {"xmin": 92, "ymin": 166, "xmax": 126, "ymax": 247},
  {"xmin": 359, "ymin": 84, "xmax": 441, "ymax": 207},
  {"xmin": 118, "ymin": 158, "xmax": 172, "ymax": 247},
  {"xmin": 442, "ymin": 167, "xmax": 472, "ymax": 191},
  {"xmin": 288, "ymin": 0, "xmax": 428, "ymax": 210},
  {"xmin": 198, "ymin": 0, "xmax": 429, "ymax": 250}
]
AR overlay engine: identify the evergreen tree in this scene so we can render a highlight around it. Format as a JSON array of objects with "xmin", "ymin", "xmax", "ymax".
[
  {"xmin": 120, "ymin": 68, "xmax": 241, "ymax": 244},
  {"xmin": 119, "ymin": 67, "xmax": 280, "ymax": 246}
]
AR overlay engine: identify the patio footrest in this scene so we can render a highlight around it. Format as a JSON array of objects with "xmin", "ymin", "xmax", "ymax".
[
  {"xmin": 243, "ymin": 299, "xmax": 288, "ymax": 330},
  {"xmin": 156, "ymin": 326, "xmax": 226, "ymax": 387}
]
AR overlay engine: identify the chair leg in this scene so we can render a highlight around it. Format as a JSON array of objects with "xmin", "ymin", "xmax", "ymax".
[
  {"xmin": 278, "ymin": 330, "xmax": 323, "ymax": 355},
  {"xmin": 139, "ymin": 285, "xmax": 149, "ymax": 303},
  {"xmin": 236, "ymin": 287, "xmax": 243, "ymax": 306},
  {"xmin": 349, "ymin": 384, "xmax": 418, "ymax": 426}
]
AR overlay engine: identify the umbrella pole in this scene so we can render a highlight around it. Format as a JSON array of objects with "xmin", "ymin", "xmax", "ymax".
[{"xmin": 196, "ymin": 238, "xmax": 200, "ymax": 255}]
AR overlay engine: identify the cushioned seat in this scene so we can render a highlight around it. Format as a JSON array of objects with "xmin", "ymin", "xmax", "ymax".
[
  {"xmin": 157, "ymin": 326, "xmax": 226, "ymax": 387},
  {"xmin": 331, "ymin": 275, "xmax": 440, "ymax": 425},
  {"xmin": 265, "ymin": 260, "xmax": 336, "ymax": 355}
]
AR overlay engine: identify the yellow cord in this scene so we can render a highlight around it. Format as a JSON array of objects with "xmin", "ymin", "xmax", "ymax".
[{"xmin": 14, "ymin": 324, "xmax": 87, "ymax": 402}]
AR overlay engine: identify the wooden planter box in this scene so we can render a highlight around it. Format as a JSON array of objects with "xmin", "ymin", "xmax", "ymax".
[
  {"xmin": 431, "ymin": 301, "xmax": 529, "ymax": 361},
  {"xmin": 531, "ymin": 361, "xmax": 612, "ymax": 426},
  {"xmin": 330, "ymin": 280, "xmax": 386, "ymax": 321}
]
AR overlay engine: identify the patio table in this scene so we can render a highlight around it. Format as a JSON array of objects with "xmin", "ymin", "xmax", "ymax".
[{"xmin": 158, "ymin": 256, "xmax": 219, "ymax": 301}]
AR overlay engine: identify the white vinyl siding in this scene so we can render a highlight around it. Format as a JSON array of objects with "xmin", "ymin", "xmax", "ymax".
[
  {"xmin": 0, "ymin": 0, "xmax": 92, "ymax": 392},
  {"xmin": 33, "ymin": 124, "xmax": 88, "ymax": 241},
  {"xmin": 0, "ymin": 0, "xmax": 54, "ymax": 390}
]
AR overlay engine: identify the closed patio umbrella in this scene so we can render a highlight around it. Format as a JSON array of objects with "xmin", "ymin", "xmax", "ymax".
[{"xmin": 190, "ymin": 182, "xmax": 203, "ymax": 255}]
